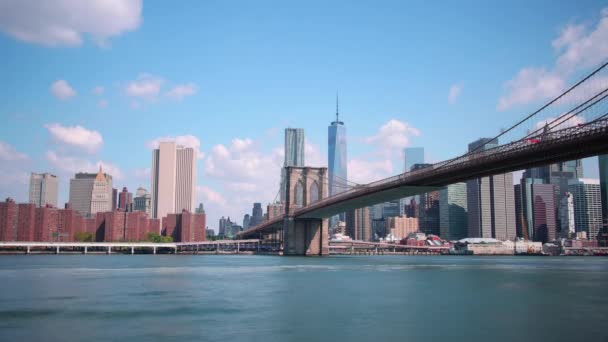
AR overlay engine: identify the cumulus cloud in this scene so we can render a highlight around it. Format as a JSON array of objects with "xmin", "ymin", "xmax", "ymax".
[
  {"xmin": 197, "ymin": 185, "xmax": 228, "ymax": 207},
  {"xmin": 347, "ymin": 159, "xmax": 393, "ymax": 184},
  {"xmin": 98, "ymin": 99, "xmax": 108, "ymax": 108},
  {"xmin": 497, "ymin": 68, "xmax": 565, "ymax": 111},
  {"xmin": 364, "ymin": 119, "xmax": 421, "ymax": 157},
  {"xmin": 553, "ymin": 11, "xmax": 608, "ymax": 73},
  {"xmin": 201, "ymin": 138, "xmax": 291, "ymax": 227},
  {"xmin": 166, "ymin": 83, "xmax": 198, "ymax": 100},
  {"xmin": 50, "ymin": 80, "xmax": 76, "ymax": 100},
  {"xmin": 125, "ymin": 74, "xmax": 164, "ymax": 99},
  {"xmin": 0, "ymin": 0, "xmax": 142, "ymax": 47},
  {"xmin": 45, "ymin": 123, "xmax": 103, "ymax": 153},
  {"xmin": 498, "ymin": 8, "xmax": 608, "ymax": 111},
  {"xmin": 0, "ymin": 141, "xmax": 28, "ymax": 161},
  {"xmin": 146, "ymin": 134, "xmax": 205, "ymax": 159},
  {"xmin": 204, "ymin": 138, "xmax": 282, "ymax": 183},
  {"xmin": 448, "ymin": 83, "xmax": 463, "ymax": 104},
  {"xmin": 46, "ymin": 150, "xmax": 123, "ymax": 180}
]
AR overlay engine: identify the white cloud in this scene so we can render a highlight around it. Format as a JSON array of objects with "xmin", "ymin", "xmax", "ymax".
[
  {"xmin": 364, "ymin": 119, "xmax": 421, "ymax": 157},
  {"xmin": 125, "ymin": 74, "xmax": 164, "ymax": 99},
  {"xmin": 553, "ymin": 10, "xmax": 608, "ymax": 73},
  {"xmin": 0, "ymin": 141, "xmax": 28, "ymax": 161},
  {"xmin": 448, "ymin": 83, "xmax": 463, "ymax": 105},
  {"xmin": 204, "ymin": 139, "xmax": 281, "ymax": 183},
  {"xmin": 45, "ymin": 123, "xmax": 103, "ymax": 153},
  {"xmin": 92, "ymin": 86, "xmax": 105, "ymax": 95},
  {"xmin": 347, "ymin": 159, "xmax": 393, "ymax": 184},
  {"xmin": 0, "ymin": 0, "xmax": 142, "ymax": 47},
  {"xmin": 534, "ymin": 115, "xmax": 585, "ymax": 131},
  {"xmin": 146, "ymin": 134, "xmax": 205, "ymax": 159},
  {"xmin": 201, "ymin": 138, "xmax": 286, "ymax": 226},
  {"xmin": 497, "ymin": 68, "xmax": 565, "ymax": 111},
  {"xmin": 305, "ymin": 142, "xmax": 326, "ymax": 167},
  {"xmin": 50, "ymin": 80, "xmax": 76, "ymax": 100},
  {"xmin": 166, "ymin": 83, "xmax": 198, "ymax": 100},
  {"xmin": 197, "ymin": 185, "xmax": 228, "ymax": 207},
  {"xmin": 46, "ymin": 150, "xmax": 123, "ymax": 180},
  {"xmin": 498, "ymin": 8, "xmax": 608, "ymax": 111},
  {"xmin": 98, "ymin": 99, "xmax": 108, "ymax": 108}
]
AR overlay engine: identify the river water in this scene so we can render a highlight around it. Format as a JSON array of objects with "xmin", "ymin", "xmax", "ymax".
[{"xmin": 0, "ymin": 255, "xmax": 606, "ymax": 341}]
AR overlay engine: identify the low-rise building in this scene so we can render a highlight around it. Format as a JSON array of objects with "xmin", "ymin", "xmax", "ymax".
[{"xmin": 456, "ymin": 238, "xmax": 515, "ymax": 255}]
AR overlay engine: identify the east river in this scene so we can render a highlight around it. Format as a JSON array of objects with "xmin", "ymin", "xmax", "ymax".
[{"xmin": 0, "ymin": 255, "xmax": 607, "ymax": 341}]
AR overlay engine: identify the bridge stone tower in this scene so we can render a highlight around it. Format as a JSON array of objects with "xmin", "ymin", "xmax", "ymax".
[{"xmin": 282, "ymin": 166, "xmax": 329, "ymax": 256}]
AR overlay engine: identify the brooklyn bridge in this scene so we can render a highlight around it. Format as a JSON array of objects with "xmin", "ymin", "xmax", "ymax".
[{"xmin": 238, "ymin": 61, "xmax": 608, "ymax": 255}]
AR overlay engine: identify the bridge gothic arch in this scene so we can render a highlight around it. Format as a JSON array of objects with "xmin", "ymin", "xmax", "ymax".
[{"xmin": 283, "ymin": 166, "xmax": 329, "ymax": 256}]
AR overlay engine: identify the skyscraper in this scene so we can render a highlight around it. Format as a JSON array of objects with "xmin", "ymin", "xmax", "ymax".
[
  {"xmin": 568, "ymin": 179, "xmax": 603, "ymax": 240},
  {"xmin": 559, "ymin": 192, "xmax": 576, "ymax": 237},
  {"xmin": 419, "ymin": 190, "xmax": 440, "ymax": 236},
  {"xmin": 118, "ymin": 187, "xmax": 133, "ymax": 211},
  {"xmin": 466, "ymin": 138, "xmax": 516, "ymax": 240},
  {"xmin": 29, "ymin": 173, "xmax": 58, "ymax": 208},
  {"xmin": 284, "ymin": 128, "xmax": 305, "ymax": 167},
  {"xmin": 151, "ymin": 141, "xmax": 196, "ymax": 219},
  {"xmin": 280, "ymin": 128, "xmax": 305, "ymax": 202},
  {"xmin": 69, "ymin": 167, "xmax": 113, "ymax": 217},
  {"xmin": 134, "ymin": 187, "xmax": 152, "ymax": 217},
  {"xmin": 439, "ymin": 182, "xmax": 468, "ymax": 240},
  {"xmin": 346, "ymin": 207, "xmax": 371, "ymax": 241},
  {"xmin": 219, "ymin": 216, "xmax": 227, "ymax": 237},
  {"xmin": 242, "ymin": 214, "xmax": 250, "ymax": 230},
  {"xmin": 404, "ymin": 147, "xmax": 424, "ymax": 173},
  {"xmin": 250, "ymin": 202, "xmax": 263, "ymax": 227},
  {"xmin": 90, "ymin": 166, "xmax": 112, "ymax": 215},
  {"xmin": 328, "ymin": 95, "xmax": 347, "ymax": 228},
  {"xmin": 599, "ymin": 155, "xmax": 608, "ymax": 226},
  {"xmin": 515, "ymin": 178, "xmax": 556, "ymax": 242}
]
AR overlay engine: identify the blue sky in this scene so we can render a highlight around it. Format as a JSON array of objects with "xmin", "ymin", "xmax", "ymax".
[{"xmin": 0, "ymin": 0, "xmax": 607, "ymax": 230}]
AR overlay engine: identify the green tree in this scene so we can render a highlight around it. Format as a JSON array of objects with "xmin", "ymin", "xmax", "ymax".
[
  {"xmin": 146, "ymin": 232, "xmax": 173, "ymax": 243},
  {"xmin": 74, "ymin": 231, "xmax": 94, "ymax": 242}
]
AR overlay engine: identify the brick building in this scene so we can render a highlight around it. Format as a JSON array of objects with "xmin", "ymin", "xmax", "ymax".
[
  {"xmin": 162, "ymin": 210, "xmax": 206, "ymax": 242},
  {"xmin": 0, "ymin": 198, "xmax": 19, "ymax": 241},
  {"xmin": 0, "ymin": 200, "xmax": 196, "ymax": 243}
]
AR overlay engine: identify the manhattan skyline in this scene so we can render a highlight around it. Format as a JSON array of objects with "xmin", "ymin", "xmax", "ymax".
[{"xmin": 1, "ymin": 1, "xmax": 606, "ymax": 231}]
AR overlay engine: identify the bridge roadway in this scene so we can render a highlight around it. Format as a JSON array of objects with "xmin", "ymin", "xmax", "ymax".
[
  {"xmin": 0, "ymin": 240, "xmax": 262, "ymax": 254},
  {"xmin": 239, "ymin": 117, "xmax": 608, "ymax": 238}
]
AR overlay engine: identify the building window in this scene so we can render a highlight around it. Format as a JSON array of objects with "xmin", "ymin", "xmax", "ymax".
[
  {"xmin": 310, "ymin": 181, "xmax": 320, "ymax": 203},
  {"xmin": 295, "ymin": 181, "xmax": 304, "ymax": 206}
]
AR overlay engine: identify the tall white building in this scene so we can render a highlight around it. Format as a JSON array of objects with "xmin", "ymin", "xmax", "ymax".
[
  {"xmin": 559, "ymin": 192, "xmax": 576, "ymax": 236},
  {"xmin": 29, "ymin": 172, "xmax": 58, "ymax": 207},
  {"xmin": 568, "ymin": 179, "xmax": 603, "ymax": 239},
  {"xmin": 151, "ymin": 141, "xmax": 196, "ymax": 219},
  {"xmin": 68, "ymin": 167, "xmax": 113, "ymax": 217},
  {"xmin": 90, "ymin": 168, "xmax": 111, "ymax": 215}
]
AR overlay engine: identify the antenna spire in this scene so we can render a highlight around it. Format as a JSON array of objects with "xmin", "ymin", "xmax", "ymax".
[{"xmin": 335, "ymin": 91, "xmax": 339, "ymax": 122}]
